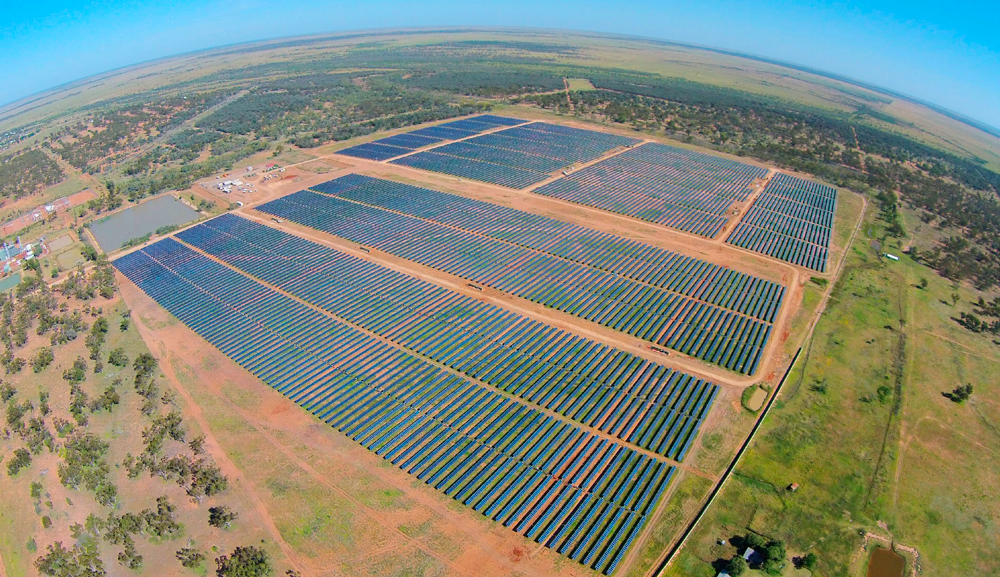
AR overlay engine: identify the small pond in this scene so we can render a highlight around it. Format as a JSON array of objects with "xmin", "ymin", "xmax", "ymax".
[
  {"xmin": 89, "ymin": 195, "xmax": 200, "ymax": 251},
  {"xmin": 866, "ymin": 547, "xmax": 905, "ymax": 577}
]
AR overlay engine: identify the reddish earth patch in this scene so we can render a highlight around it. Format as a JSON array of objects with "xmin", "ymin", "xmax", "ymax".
[{"xmin": 119, "ymin": 273, "xmax": 588, "ymax": 577}]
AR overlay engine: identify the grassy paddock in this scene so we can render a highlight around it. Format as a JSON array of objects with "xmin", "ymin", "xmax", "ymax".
[
  {"xmin": 566, "ymin": 78, "xmax": 597, "ymax": 91},
  {"xmin": 670, "ymin": 199, "xmax": 1000, "ymax": 576}
]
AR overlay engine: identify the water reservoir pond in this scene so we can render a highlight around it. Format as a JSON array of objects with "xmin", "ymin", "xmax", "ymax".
[
  {"xmin": 866, "ymin": 547, "xmax": 905, "ymax": 577},
  {"xmin": 90, "ymin": 195, "xmax": 200, "ymax": 251}
]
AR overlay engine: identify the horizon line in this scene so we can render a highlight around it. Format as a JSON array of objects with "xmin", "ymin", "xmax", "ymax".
[{"xmin": 2, "ymin": 25, "xmax": 998, "ymax": 139}]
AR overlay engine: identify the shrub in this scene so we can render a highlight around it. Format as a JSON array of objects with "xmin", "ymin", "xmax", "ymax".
[
  {"xmin": 142, "ymin": 496, "xmax": 181, "ymax": 538},
  {"xmin": 745, "ymin": 532, "xmax": 766, "ymax": 549},
  {"xmin": 95, "ymin": 482, "xmax": 118, "ymax": 507},
  {"xmin": 215, "ymin": 546, "xmax": 271, "ymax": 577},
  {"xmin": 7, "ymin": 448, "xmax": 32, "ymax": 476},
  {"xmin": 118, "ymin": 539, "xmax": 143, "ymax": 570},
  {"xmin": 63, "ymin": 357, "xmax": 87, "ymax": 383},
  {"xmin": 208, "ymin": 506, "xmax": 238, "ymax": 529},
  {"xmin": 177, "ymin": 547, "xmax": 206, "ymax": 568},
  {"xmin": 107, "ymin": 348, "xmax": 129, "ymax": 367},
  {"xmin": 31, "ymin": 348, "xmax": 55, "ymax": 373},
  {"xmin": 945, "ymin": 383, "xmax": 974, "ymax": 403},
  {"xmin": 35, "ymin": 541, "xmax": 105, "ymax": 576}
]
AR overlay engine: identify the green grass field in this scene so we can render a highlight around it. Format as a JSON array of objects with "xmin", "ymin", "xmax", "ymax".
[
  {"xmin": 668, "ymin": 197, "xmax": 999, "ymax": 577},
  {"xmin": 566, "ymin": 78, "xmax": 596, "ymax": 91}
]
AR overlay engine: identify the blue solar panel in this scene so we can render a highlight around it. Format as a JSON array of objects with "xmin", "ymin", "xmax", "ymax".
[
  {"xmin": 409, "ymin": 125, "xmax": 479, "ymax": 140},
  {"xmin": 115, "ymin": 231, "xmax": 676, "ymax": 576},
  {"xmin": 390, "ymin": 122, "xmax": 641, "ymax": 188},
  {"xmin": 474, "ymin": 114, "xmax": 530, "ymax": 127},
  {"xmin": 336, "ymin": 142, "xmax": 412, "ymax": 161},
  {"xmin": 376, "ymin": 132, "xmax": 444, "ymax": 149},
  {"xmin": 256, "ymin": 174, "xmax": 780, "ymax": 376},
  {"xmin": 335, "ymin": 115, "xmax": 531, "ymax": 162}
]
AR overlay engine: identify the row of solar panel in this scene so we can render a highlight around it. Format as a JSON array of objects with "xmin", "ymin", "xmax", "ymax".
[
  {"xmin": 115, "ymin": 237, "xmax": 672, "ymax": 575},
  {"xmin": 257, "ymin": 185, "xmax": 773, "ymax": 375},
  {"xmin": 390, "ymin": 122, "xmax": 640, "ymax": 188},
  {"xmin": 533, "ymin": 143, "xmax": 766, "ymax": 237},
  {"xmin": 310, "ymin": 174, "xmax": 784, "ymax": 323},
  {"xmin": 726, "ymin": 172, "xmax": 838, "ymax": 271},
  {"xmin": 336, "ymin": 114, "xmax": 528, "ymax": 161},
  {"xmin": 178, "ymin": 214, "xmax": 719, "ymax": 460}
]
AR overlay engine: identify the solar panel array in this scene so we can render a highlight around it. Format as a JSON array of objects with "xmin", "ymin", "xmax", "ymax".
[
  {"xmin": 390, "ymin": 122, "xmax": 641, "ymax": 188},
  {"xmin": 336, "ymin": 114, "xmax": 527, "ymax": 161},
  {"xmin": 257, "ymin": 176, "xmax": 780, "ymax": 375},
  {"xmin": 116, "ymin": 236, "xmax": 677, "ymax": 575},
  {"xmin": 311, "ymin": 174, "xmax": 784, "ymax": 323},
  {"xmin": 533, "ymin": 143, "xmax": 769, "ymax": 237},
  {"xmin": 108, "ymin": 115, "xmax": 823, "ymax": 574},
  {"xmin": 726, "ymin": 172, "xmax": 838, "ymax": 271},
  {"xmin": 178, "ymin": 213, "xmax": 719, "ymax": 461}
]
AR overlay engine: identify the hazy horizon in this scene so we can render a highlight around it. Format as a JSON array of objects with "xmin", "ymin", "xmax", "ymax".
[{"xmin": 2, "ymin": 1, "xmax": 998, "ymax": 131}]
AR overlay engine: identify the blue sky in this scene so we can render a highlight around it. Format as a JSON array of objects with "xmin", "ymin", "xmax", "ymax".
[{"xmin": 2, "ymin": 0, "xmax": 998, "ymax": 129}]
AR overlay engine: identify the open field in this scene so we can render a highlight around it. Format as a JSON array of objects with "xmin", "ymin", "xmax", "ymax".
[
  {"xmin": 665, "ymin": 196, "xmax": 1000, "ymax": 577},
  {"xmin": 566, "ymin": 79, "xmax": 597, "ymax": 92},
  {"xmin": 2, "ymin": 29, "xmax": 996, "ymax": 170}
]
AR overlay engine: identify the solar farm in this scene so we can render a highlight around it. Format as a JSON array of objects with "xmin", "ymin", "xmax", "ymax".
[
  {"xmin": 533, "ymin": 143, "xmax": 769, "ymax": 237},
  {"xmin": 390, "ymin": 123, "xmax": 639, "ymax": 188},
  {"xmin": 336, "ymin": 114, "xmax": 529, "ymax": 161},
  {"xmin": 113, "ymin": 114, "xmax": 852, "ymax": 576},
  {"xmin": 116, "ymin": 235, "xmax": 676, "ymax": 575},
  {"xmin": 725, "ymin": 172, "xmax": 838, "ymax": 271},
  {"xmin": 257, "ymin": 182, "xmax": 778, "ymax": 376}
]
